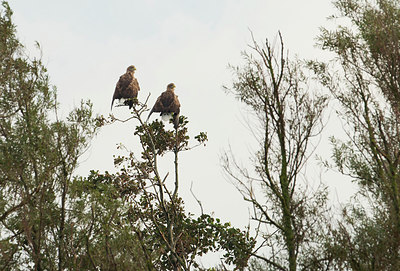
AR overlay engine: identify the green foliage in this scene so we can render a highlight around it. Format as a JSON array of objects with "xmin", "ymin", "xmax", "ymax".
[
  {"xmin": 315, "ymin": 0, "xmax": 400, "ymax": 269},
  {"xmin": 66, "ymin": 172, "xmax": 149, "ymax": 270},
  {"xmin": 325, "ymin": 201, "xmax": 399, "ymax": 270},
  {"xmin": 134, "ymin": 117, "xmax": 189, "ymax": 156},
  {"xmin": 0, "ymin": 1, "xmax": 100, "ymax": 269},
  {"xmin": 194, "ymin": 131, "xmax": 208, "ymax": 145},
  {"xmin": 319, "ymin": 0, "xmax": 400, "ymax": 112}
]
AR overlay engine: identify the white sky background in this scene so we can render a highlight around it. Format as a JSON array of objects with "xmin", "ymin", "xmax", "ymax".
[{"xmin": 8, "ymin": 0, "xmax": 355, "ymax": 266}]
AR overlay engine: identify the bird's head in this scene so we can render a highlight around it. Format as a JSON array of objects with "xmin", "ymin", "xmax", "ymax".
[
  {"xmin": 167, "ymin": 83, "xmax": 176, "ymax": 91},
  {"xmin": 127, "ymin": 65, "xmax": 136, "ymax": 73}
]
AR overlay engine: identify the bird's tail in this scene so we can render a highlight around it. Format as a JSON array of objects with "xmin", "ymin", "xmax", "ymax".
[
  {"xmin": 173, "ymin": 113, "xmax": 180, "ymax": 130},
  {"xmin": 111, "ymin": 98, "xmax": 114, "ymax": 111},
  {"xmin": 126, "ymin": 98, "xmax": 134, "ymax": 109}
]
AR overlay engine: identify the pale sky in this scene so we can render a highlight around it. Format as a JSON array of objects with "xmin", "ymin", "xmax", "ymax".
[{"xmin": 7, "ymin": 0, "xmax": 353, "ymax": 266}]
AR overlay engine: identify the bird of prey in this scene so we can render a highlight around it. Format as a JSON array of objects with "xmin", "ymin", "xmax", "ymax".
[
  {"xmin": 147, "ymin": 83, "xmax": 181, "ymax": 129},
  {"xmin": 111, "ymin": 65, "xmax": 140, "ymax": 110}
]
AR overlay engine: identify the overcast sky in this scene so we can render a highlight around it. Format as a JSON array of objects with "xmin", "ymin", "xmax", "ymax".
[{"xmin": 7, "ymin": 0, "xmax": 354, "ymax": 266}]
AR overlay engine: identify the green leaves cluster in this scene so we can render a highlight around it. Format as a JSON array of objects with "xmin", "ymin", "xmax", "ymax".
[{"xmin": 134, "ymin": 118, "xmax": 189, "ymax": 156}]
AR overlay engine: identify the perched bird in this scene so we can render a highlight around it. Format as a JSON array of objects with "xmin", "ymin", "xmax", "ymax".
[
  {"xmin": 111, "ymin": 65, "xmax": 140, "ymax": 110},
  {"xmin": 147, "ymin": 83, "xmax": 181, "ymax": 129}
]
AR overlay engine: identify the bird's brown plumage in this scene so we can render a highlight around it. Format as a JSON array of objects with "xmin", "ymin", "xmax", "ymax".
[
  {"xmin": 147, "ymin": 83, "xmax": 181, "ymax": 129},
  {"xmin": 111, "ymin": 65, "xmax": 140, "ymax": 110}
]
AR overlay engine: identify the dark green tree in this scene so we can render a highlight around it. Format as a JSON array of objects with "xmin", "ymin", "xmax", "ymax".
[
  {"xmin": 0, "ymin": 2, "xmax": 100, "ymax": 269},
  {"xmin": 311, "ymin": 0, "xmax": 400, "ymax": 269}
]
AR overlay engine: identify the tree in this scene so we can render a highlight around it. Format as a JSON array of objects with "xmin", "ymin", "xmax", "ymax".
[
  {"xmin": 223, "ymin": 33, "xmax": 330, "ymax": 271},
  {"xmin": 96, "ymin": 101, "xmax": 255, "ymax": 271},
  {"xmin": 311, "ymin": 0, "xmax": 400, "ymax": 269},
  {"xmin": 0, "ymin": 2, "xmax": 100, "ymax": 269}
]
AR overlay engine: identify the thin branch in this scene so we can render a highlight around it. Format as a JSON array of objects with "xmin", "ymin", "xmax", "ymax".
[{"xmin": 190, "ymin": 182, "xmax": 204, "ymax": 215}]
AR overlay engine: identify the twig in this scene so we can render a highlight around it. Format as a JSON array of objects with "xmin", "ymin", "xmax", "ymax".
[{"xmin": 190, "ymin": 182, "xmax": 204, "ymax": 215}]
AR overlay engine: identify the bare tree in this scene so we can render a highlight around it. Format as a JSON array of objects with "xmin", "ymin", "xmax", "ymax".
[{"xmin": 223, "ymin": 33, "xmax": 330, "ymax": 271}]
